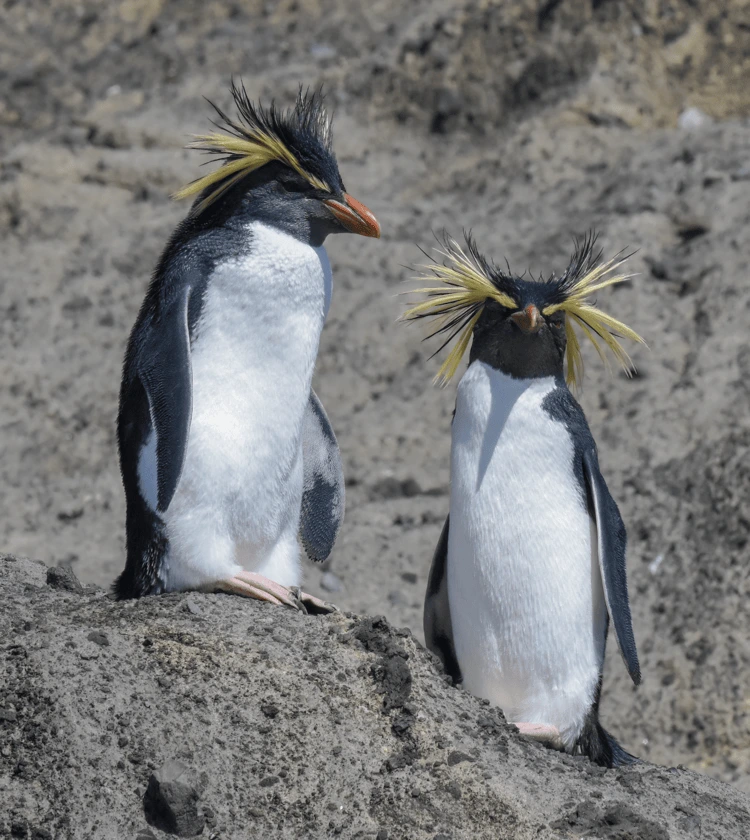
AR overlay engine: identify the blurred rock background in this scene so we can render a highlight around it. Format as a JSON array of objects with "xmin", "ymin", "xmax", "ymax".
[{"xmin": 1, "ymin": 0, "xmax": 749, "ymax": 791}]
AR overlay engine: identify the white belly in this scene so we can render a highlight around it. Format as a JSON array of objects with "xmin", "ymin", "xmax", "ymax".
[
  {"xmin": 447, "ymin": 361, "xmax": 607, "ymax": 747},
  {"xmin": 163, "ymin": 222, "xmax": 333, "ymax": 590}
]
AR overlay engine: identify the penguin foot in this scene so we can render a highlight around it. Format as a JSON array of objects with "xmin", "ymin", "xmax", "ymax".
[
  {"xmin": 214, "ymin": 572, "xmax": 302, "ymax": 609},
  {"xmin": 289, "ymin": 587, "xmax": 336, "ymax": 615},
  {"xmin": 514, "ymin": 723, "xmax": 565, "ymax": 751}
]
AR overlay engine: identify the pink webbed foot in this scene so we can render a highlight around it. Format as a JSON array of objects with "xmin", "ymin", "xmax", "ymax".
[
  {"xmin": 514, "ymin": 722, "xmax": 565, "ymax": 750},
  {"xmin": 213, "ymin": 572, "xmax": 335, "ymax": 614}
]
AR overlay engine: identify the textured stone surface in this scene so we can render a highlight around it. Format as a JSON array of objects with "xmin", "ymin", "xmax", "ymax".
[{"xmin": 1, "ymin": 555, "xmax": 749, "ymax": 839}]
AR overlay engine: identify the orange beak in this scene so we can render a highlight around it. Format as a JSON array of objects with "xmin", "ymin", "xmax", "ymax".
[
  {"xmin": 323, "ymin": 193, "xmax": 381, "ymax": 238},
  {"xmin": 510, "ymin": 304, "xmax": 543, "ymax": 334}
]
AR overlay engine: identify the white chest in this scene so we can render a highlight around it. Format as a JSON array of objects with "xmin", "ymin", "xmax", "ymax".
[
  {"xmin": 168, "ymin": 222, "xmax": 331, "ymax": 536},
  {"xmin": 447, "ymin": 362, "xmax": 606, "ymax": 746},
  {"xmin": 190, "ymin": 222, "xmax": 330, "ymax": 409}
]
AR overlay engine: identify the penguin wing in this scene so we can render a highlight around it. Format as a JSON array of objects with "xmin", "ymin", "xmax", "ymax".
[
  {"xmin": 424, "ymin": 517, "xmax": 462, "ymax": 683},
  {"xmin": 583, "ymin": 447, "xmax": 641, "ymax": 686},
  {"xmin": 136, "ymin": 285, "xmax": 193, "ymax": 513},
  {"xmin": 298, "ymin": 390, "xmax": 345, "ymax": 563}
]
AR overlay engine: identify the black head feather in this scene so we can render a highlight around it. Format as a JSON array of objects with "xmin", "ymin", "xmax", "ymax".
[
  {"xmin": 174, "ymin": 79, "xmax": 344, "ymax": 213},
  {"xmin": 403, "ymin": 230, "xmax": 644, "ymax": 386},
  {"xmin": 217, "ymin": 79, "xmax": 343, "ymax": 195}
]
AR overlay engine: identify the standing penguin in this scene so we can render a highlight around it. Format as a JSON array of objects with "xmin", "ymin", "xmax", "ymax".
[
  {"xmin": 402, "ymin": 233, "xmax": 644, "ymax": 767},
  {"xmin": 115, "ymin": 81, "xmax": 380, "ymax": 607}
]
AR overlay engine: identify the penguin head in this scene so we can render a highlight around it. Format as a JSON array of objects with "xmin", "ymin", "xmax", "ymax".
[
  {"xmin": 402, "ymin": 232, "xmax": 645, "ymax": 388},
  {"xmin": 173, "ymin": 80, "xmax": 380, "ymax": 245},
  {"xmin": 470, "ymin": 288, "xmax": 568, "ymax": 380}
]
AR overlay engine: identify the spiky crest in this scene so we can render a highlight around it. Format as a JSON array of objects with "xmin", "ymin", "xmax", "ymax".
[
  {"xmin": 173, "ymin": 80, "xmax": 334, "ymax": 214},
  {"xmin": 402, "ymin": 232, "xmax": 645, "ymax": 387}
]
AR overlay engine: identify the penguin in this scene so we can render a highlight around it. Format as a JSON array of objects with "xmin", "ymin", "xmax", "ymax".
[
  {"xmin": 114, "ymin": 81, "xmax": 380, "ymax": 608},
  {"xmin": 402, "ymin": 232, "xmax": 644, "ymax": 767}
]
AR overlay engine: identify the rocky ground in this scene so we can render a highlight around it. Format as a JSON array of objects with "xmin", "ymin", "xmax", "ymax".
[
  {"xmin": 2, "ymin": 554, "xmax": 750, "ymax": 839},
  {"xmin": 1, "ymin": 0, "xmax": 749, "ymax": 823}
]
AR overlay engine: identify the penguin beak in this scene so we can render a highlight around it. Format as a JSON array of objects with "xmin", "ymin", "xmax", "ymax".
[
  {"xmin": 511, "ymin": 304, "xmax": 543, "ymax": 334},
  {"xmin": 324, "ymin": 194, "xmax": 381, "ymax": 238}
]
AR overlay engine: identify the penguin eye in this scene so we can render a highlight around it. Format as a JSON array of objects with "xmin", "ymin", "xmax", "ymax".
[{"xmin": 278, "ymin": 170, "xmax": 315, "ymax": 194}]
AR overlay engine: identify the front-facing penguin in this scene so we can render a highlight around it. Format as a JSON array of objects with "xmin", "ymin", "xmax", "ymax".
[
  {"xmin": 402, "ymin": 233, "xmax": 644, "ymax": 766},
  {"xmin": 115, "ymin": 81, "xmax": 380, "ymax": 607}
]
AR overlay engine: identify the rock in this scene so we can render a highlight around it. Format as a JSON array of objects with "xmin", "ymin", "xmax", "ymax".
[
  {"xmin": 182, "ymin": 596, "xmax": 202, "ymax": 616},
  {"xmin": 87, "ymin": 630, "xmax": 110, "ymax": 647},
  {"xmin": 143, "ymin": 760, "xmax": 204, "ymax": 837},
  {"xmin": 678, "ymin": 107, "xmax": 713, "ymax": 129},
  {"xmin": 387, "ymin": 589, "xmax": 408, "ymax": 607},
  {"xmin": 369, "ymin": 476, "xmax": 423, "ymax": 501},
  {"xmin": 1, "ymin": 555, "xmax": 749, "ymax": 839},
  {"xmin": 45, "ymin": 565, "xmax": 83, "ymax": 593},
  {"xmin": 447, "ymin": 751, "xmax": 474, "ymax": 766},
  {"xmin": 260, "ymin": 702, "xmax": 279, "ymax": 718}
]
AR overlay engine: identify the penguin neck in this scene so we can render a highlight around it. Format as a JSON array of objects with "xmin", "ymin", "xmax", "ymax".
[{"xmin": 469, "ymin": 330, "xmax": 564, "ymax": 381}]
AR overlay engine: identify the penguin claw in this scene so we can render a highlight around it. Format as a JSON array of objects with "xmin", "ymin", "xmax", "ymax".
[
  {"xmin": 288, "ymin": 586, "xmax": 307, "ymax": 613},
  {"xmin": 289, "ymin": 587, "xmax": 337, "ymax": 615}
]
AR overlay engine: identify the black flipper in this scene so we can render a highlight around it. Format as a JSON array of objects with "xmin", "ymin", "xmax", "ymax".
[
  {"xmin": 423, "ymin": 517, "xmax": 462, "ymax": 683},
  {"xmin": 136, "ymin": 285, "xmax": 193, "ymax": 514},
  {"xmin": 115, "ymin": 285, "xmax": 193, "ymax": 599},
  {"xmin": 583, "ymin": 447, "xmax": 641, "ymax": 686},
  {"xmin": 298, "ymin": 390, "xmax": 345, "ymax": 563},
  {"xmin": 115, "ymin": 371, "xmax": 172, "ymax": 599}
]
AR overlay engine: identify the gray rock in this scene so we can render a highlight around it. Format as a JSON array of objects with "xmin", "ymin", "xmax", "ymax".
[
  {"xmin": 1, "ymin": 556, "xmax": 749, "ymax": 839},
  {"xmin": 87, "ymin": 630, "xmax": 109, "ymax": 647},
  {"xmin": 143, "ymin": 760, "xmax": 204, "ymax": 837},
  {"xmin": 678, "ymin": 107, "xmax": 713, "ymax": 129},
  {"xmin": 45, "ymin": 565, "xmax": 83, "ymax": 593},
  {"xmin": 182, "ymin": 597, "xmax": 202, "ymax": 616}
]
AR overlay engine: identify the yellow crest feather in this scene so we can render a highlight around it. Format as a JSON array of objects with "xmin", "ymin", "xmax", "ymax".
[
  {"xmin": 401, "ymin": 232, "xmax": 646, "ymax": 388},
  {"xmin": 173, "ymin": 81, "xmax": 332, "ymax": 215},
  {"xmin": 401, "ymin": 234, "xmax": 518, "ymax": 387},
  {"xmin": 542, "ymin": 247, "xmax": 646, "ymax": 386}
]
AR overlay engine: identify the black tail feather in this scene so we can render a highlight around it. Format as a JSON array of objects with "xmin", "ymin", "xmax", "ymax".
[
  {"xmin": 113, "ymin": 508, "xmax": 168, "ymax": 600},
  {"xmin": 577, "ymin": 716, "xmax": 638, "ymax": 768}
]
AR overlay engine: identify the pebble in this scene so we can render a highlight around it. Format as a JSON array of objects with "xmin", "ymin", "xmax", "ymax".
[
  {"xmin": 183, "ymin": 597, "xmax": 202, "ymax": 616},
  {"xmin": 143, "ymin": 760, "xmax": 204, "ymax": 837},
  {"xmin": 45, "ymin": 565, "xmax": 83, "ymax": 593},
  {"xmin": 87, "ymin": 630, "xmax": 110, "ymax": 647},
  {"xmin": 678, "ymin": 107, "xmax": 712, "ymax": 130}
]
